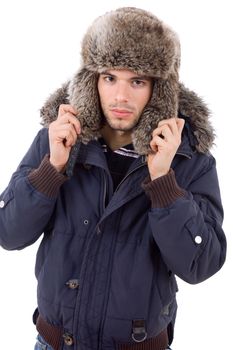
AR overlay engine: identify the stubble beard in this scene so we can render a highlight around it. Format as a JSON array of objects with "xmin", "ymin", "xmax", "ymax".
[{"xmin": 103, "ymin": 111, "xmax": 140, "ymax": 132}]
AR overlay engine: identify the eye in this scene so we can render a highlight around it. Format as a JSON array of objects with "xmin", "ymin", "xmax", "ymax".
[
  {"xmin": 132, "ymin": 79, "xmax": 146, "ymax": 87},
  {"xmin": 103, "ymin": 75, "xmax": 115, "ymax": 83}
]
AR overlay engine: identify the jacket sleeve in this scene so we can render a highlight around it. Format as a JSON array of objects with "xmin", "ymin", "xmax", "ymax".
[
  {"xmin": 143, "ymin": 155, "xmax": 226, "ymax": 284},
  {"xmin": 0, "ymin": 128, "xmax": 67, "ymax": 250}
]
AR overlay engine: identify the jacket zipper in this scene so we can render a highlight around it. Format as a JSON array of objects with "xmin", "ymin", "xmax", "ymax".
[
  {"xmin": 95, "ymin": 171, "xmax": 108, "ymax": 235},
  {"xmin": 115, "ymin": 151, "xmax": 191, "ymax": 192},
  {"xmin": 97, "ymin": 152, "xmax": 190, "ymax": 346},
  {"xmin": 102, "ymin": 171, "xmax": 107, "ymax": 211},
  {"xmin": 115, "ymin": 161, "xmax": 147, "ymax": 192},
  {"xmin": 97, "ymin": 151, "xmax": 190, "ymax": 232}
]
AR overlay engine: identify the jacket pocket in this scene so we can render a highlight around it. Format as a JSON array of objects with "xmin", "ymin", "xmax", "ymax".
[
  {"xmin": 102, "ymin": 241, "xmax": 177, "ymax": 344},
  {"xmin": 36, "ymin": 230, "xmax": 85, "ymax": 307}
]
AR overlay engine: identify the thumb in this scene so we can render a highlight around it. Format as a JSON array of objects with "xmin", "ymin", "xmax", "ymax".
[{"xmin": 176, "ymin": 118, "xmax": 185, "ymax": 133}]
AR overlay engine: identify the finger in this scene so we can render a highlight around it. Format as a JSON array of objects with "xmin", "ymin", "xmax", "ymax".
[
  {"xmin": 152, "ymin": 124, "xmax": 173, "ymax": 140},
  {"xmin": 64, "ymin": 135, "xmax": 76, "ymax": 148},
  {"xmin": 150, "ymin": 135, "xmax": 166, "ymax": 152},
  {"xmin": 58, "ymin": 104, "xmax": 78, "ymax": 117},
  {"xmin": 63, "ymin": 123, "xmax": 79, "ymax": 147},
  {"xmin": 50, "ymin": 122, "xmax": 78, "ymax": 147},
  {"xmin": 158, "ymin": 118, "xmax": 177, "ymax": 128},
  {"xmin": 65, "ymin": 126, "xmax": 78, "ymax": 147},
  {"xmin": 57, "ymin": 113, "xmax": 81, "ymax": 135},
  {"xmin": 176, "ymin": 118, "xmax": 185, "ymax": 133},
  {"xmin": 158, "ymin": 118, "xmax": 179, "ymax": 136}
]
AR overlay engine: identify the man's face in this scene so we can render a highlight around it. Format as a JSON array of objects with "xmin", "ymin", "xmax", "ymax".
[{"xmin": 97, "ymin": 69, "xmax": 153, "ymax": 132}]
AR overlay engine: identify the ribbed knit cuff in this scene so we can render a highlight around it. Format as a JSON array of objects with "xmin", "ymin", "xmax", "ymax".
[
  {"xmin": 142, "ymin": 169, "xmax": 186, "ymax": 208},
  {"xmin": 28, "ymin": 155, "xmax": 67, "ymax": 198},
  {"xmin": 36, "ymin": 315, "xmax": 63, "ymax": 350}
]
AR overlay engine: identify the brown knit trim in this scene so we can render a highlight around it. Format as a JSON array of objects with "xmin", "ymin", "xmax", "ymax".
[
  {"xmin": 142, "ymin": 169, "xmax": 186, "ymax": 208},
  {"xmin": 36, "ymin": 315, "xmax": 63, "ymax": 350},
  {"xmin": 36, "ymin": 314, "xmax": 168, "ymax": 350},
  {"xmin": 28, "ymin": 155, "xmax": 67, "ymax": 198},
  {"xmin": 116, "ymin": 328, "xmax": 168, "ymax": 350}
]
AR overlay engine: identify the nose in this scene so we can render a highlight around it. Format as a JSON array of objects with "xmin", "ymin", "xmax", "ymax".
[{"xmin": 114, "ymin": 81, "xmax": 129, "ymax": 103}]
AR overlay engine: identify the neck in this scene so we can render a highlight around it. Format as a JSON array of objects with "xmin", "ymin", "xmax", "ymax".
[{"xmin": 100, "ymin": 125, "xmax": 132, "ymax": 150}]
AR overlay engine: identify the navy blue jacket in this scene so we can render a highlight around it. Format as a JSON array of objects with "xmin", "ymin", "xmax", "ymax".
[{"xmin": 0, "ymin": 121, "xmax": 226, "ymax": 349}]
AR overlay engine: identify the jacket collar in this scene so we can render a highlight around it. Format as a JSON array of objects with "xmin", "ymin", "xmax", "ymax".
[{"xmin": 75, "ymin": 119, "xmax": 195, "ymax": 175}]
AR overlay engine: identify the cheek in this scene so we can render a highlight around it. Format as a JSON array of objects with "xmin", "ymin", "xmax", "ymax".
[
  {"xmin": 98, "ymin": 86, "xmax": 111, "ymax": 107},
  {"xmin": 145, "ymin": 87, "xmax": 153, "ymax": 103},
  {"xmin": 144, "ymin": 83, "xmax": 153, "ymax": 103},
  {"xmin": 138, "ymin": 93, "xmax": 151, "ymax": 112}
]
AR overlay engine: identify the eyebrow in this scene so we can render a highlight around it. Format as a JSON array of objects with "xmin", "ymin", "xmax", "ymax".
[{"xmin": 100, "ymin": 71, "xmax": 152, "ymax": 81}]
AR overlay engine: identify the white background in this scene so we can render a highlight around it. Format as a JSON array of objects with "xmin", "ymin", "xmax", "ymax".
[{"xmin": 0, "ymin": 0, "xmax": 232, "ymax": 349}]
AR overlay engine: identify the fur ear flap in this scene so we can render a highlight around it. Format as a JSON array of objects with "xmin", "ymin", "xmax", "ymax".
[
  {"xmin": 40, "ymin": 76, "xmax": 214, "ymax": 154},
  {"xmin": 68, "ymin": 68, "xmax": 102, "ymax": 144},
  {"xmin": 132, "ymin": 74, "xmax": 179, "ymax": 154},
  {"xmin": 40, "ymin": 83, "xmax": 70, "ymax": 127}
]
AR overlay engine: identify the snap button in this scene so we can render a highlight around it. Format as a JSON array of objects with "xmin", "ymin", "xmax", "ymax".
[
  {"xmin": 0, "ymin": 200, "xmax": 5, "ymax": 208},
  {"xmin": 66, "ymin": 279, "xmax": 79, "ymax": 290},
  {"xmin": 84, "ymin": 219, "xmax": 89, "ymax": 225},
  {"xmin": 162, "ymin": 303, "xmax": 170, "ymax": 316},
  {"xmin": 83, "ymin": 164, "xmax": 91, "ymax": 170},
  {"xmin": 63, "ymin": 333, "xmax": 74, "ymax": 346},
  {"xmin": 195, "ymin": 235, "xmax": 202, "ymax": 244}
]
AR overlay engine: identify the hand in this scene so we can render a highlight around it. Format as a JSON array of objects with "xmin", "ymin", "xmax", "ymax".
[
  {"xmin": 48, "ymin": 104, "xmax": 81, "ymax": 172},
  {"xmin": 147, "ymin": 118, "xmax": 185, "ymax": 180}
]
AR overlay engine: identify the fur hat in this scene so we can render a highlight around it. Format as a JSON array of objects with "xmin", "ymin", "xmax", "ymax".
[{"xmin": 41, "ymin": 7, "xmax": 214, "ymax": 155}]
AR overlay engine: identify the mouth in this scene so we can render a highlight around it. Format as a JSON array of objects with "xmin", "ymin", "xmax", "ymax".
[{"xmin": 110, "ymin": 108, "xmax": 133, "ymax": 118}]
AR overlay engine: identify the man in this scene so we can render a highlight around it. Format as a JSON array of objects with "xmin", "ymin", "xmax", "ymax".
[{"xmin": 0, "ymin": 7, "xmax": 226, "ymax": 350}]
